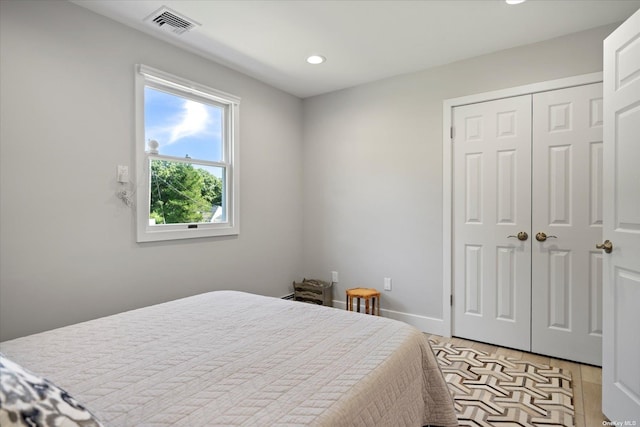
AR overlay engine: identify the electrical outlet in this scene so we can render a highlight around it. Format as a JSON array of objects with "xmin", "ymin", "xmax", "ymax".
[
  {"xmin": 331, "ymin": 271, "xmax": 338, "ymax": 283},
  {"xmin": 384, "ymin": 277, "xmax": 392, "ymax": 291}
]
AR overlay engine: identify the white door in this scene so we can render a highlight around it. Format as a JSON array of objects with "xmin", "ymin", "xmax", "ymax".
[
  {"xmin": 453, "ymin": 95, "xmax": 532, "ymax": 351},
  {"xmin": 602, "ymin": 8, "xmax": 640, "ymax": 421},
  {"xmin": 531, "ymin": 83, "xmax": 604, "ymax": 366}
]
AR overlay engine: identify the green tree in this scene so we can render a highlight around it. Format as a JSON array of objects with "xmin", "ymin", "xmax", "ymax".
[
  {"xmin": 197, "ymin": 167, "xmax": 222, "ymax": 207},
  {"xmin": 150, "ymin": 161, "xmax": 222, "ymax": 224}
]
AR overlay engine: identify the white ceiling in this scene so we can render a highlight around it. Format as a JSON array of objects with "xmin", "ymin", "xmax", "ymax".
[{"xmin": 71, "ymin": 0, "xmax": 640, "ymax": 98}]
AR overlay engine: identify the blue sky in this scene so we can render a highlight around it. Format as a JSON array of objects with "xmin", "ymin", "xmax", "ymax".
[{"xmin": 144, "ymin": 87, "xmax": 223, "ymax": 162}]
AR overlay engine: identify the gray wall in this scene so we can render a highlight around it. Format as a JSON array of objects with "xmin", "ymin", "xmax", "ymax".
[
  {"xmin": 301, "ymin": 24, "xmax": 616, "ymax": 330},
  {"xmin": 0, "ymin": 0, "xmax": 303, "ymax": 341},
  {"xmin": 0, "ymin": 0, "xmax": 619, "ymax": 341}
]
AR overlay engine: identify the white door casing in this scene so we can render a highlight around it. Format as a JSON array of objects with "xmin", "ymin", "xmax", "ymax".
[
  {"xmin": 451, "ymin": 82, "xmax": 605, "ymax": 362},
  {"xmin": 453, "ymin": 95, "xmax": 532, "ymax": 351},
  {"xmin": 602, "ymin": 7, "xmax": 640, "ymax": 422},
  {"xmin": 531, "ymin": 83, "xmax": 604, "ymax": 366},
  {"xmin": 443, "ymin": 73, "xmax": 603, "ymax": 339}
]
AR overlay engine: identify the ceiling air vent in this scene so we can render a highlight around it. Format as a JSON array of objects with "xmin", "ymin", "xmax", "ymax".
[{"xmin": 144, "ymin": 7, "xmax": 200, "ymax": 36}]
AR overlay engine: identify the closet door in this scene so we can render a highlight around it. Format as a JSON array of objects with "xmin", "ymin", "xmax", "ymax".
[
  {"xmin": 453, "ymin": 95, "xmax": 532, "ymax": 351},
  {"xmin": 531, "ymin": 83, "xmax": 603, "ymax": 365}
]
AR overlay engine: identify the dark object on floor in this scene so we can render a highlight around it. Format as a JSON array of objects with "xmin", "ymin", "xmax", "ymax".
[{"xmin": 293, "ymin": 278, "xmax": 333, "ymax": 306}]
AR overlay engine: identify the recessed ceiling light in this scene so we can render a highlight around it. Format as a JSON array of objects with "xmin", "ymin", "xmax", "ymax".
[
  {"xmin": 506, "ymin": 0, "xmax": 526, "ymax": 4},
  {"xmin": 306, "ymin": 55, "xmax": 326, "ymax": 65}
]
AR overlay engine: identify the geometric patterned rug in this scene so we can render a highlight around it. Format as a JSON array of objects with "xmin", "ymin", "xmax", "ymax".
[{"xmin": 430, "ymin": 341, "xmax": 575, "ymax": 427}]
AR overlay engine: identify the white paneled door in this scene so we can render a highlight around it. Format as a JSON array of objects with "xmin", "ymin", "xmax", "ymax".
[
  {"xmin": 453, "ymin": 95, "xmax": 532, "ymax": 351},
  {"xmin": 531, "ymin": 83, "xmax": 604, "ymax": 366},
  {"xmin": 602, "ymin": 8, "xmax": 640, "ymax": 421},
  {"xmin": 453, "ymin": 83, "xmax": 606, "ymax": 363}
]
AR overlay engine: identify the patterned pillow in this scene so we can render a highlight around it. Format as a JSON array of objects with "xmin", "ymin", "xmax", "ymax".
[{"xmin": 0, "ymin": 353, "xmax": 103, "ymax": 427}]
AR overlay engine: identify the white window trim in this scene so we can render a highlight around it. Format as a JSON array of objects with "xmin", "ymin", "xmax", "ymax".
[{"xmin": 135, "ymin": 64, "xmax": 240, "ymax": 242}]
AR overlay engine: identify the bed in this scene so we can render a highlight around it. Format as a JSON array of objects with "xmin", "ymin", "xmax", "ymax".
[{"xmin": 0, "ymin": 291, "xmax": 457, "ymax": 426}]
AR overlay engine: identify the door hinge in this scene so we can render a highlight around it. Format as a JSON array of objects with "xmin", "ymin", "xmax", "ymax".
[
  {"xmin": 450, "ymin": 126, "xmax": 455, "ymax": 140},
  {"xmin": 450, "ymin": 294, "xmax": 453, "ymax": 306}
]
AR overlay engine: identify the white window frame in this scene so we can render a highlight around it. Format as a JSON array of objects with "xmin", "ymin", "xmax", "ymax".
[{"xmin": 135, "ymin": 64, "xmax": 240, "ymax": 242}]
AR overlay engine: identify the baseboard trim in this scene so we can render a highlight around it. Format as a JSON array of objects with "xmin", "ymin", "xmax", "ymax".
[{"xmin": 332, "ymin": 299, "xmax": 448, "ymax": 336}]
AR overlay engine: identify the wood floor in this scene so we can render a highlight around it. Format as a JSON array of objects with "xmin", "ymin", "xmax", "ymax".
[{"xmin": 426, "ymin": 334, "xmax": 606, "ymax": 427}]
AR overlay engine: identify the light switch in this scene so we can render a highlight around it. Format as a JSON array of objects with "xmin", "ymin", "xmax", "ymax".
[{"xmin": 117, "ymin": 165, "xmax": 129, "ymax": 183}]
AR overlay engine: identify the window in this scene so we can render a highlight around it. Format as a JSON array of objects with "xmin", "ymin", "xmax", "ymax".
[{"xmin": 135, "ymin": 65, "xmax": 240, "ymax": 242}]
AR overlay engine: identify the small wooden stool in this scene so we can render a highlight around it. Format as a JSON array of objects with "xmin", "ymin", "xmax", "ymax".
[{"xmin": 346, "ymin": 287, "xmax": 380, "ymax": 315}]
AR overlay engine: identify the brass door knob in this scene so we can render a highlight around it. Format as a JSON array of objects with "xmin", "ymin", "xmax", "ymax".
[
  {"xmin": 596, "ymin": 240, "xmax": 613, "ymax": 253},
  {"xmin": 507, "ymin": 232, "xmax": 528, "ymax": 241},
  {"xmin": 535, "ymin": 232, "xmax": 557, "ymax": 242}
]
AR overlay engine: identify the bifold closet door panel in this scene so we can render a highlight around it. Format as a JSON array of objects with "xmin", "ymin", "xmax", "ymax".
[
  {"xmin": 453, "ymin": 95, "xmax": 532, "ymax": 352},
  {"xmin": 531, "ymin": 83, "xmax": 604, "ymax": 366}
]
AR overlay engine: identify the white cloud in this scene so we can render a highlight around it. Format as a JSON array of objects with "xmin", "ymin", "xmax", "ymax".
[{"xmin": 168, "ymin": 100, "xmax": 210, "ymax": 144}]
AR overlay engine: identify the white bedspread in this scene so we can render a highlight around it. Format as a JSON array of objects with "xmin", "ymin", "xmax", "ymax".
[{"xmin": 0, "ymin": 291, "xmax": 457, "ymax": 426}]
